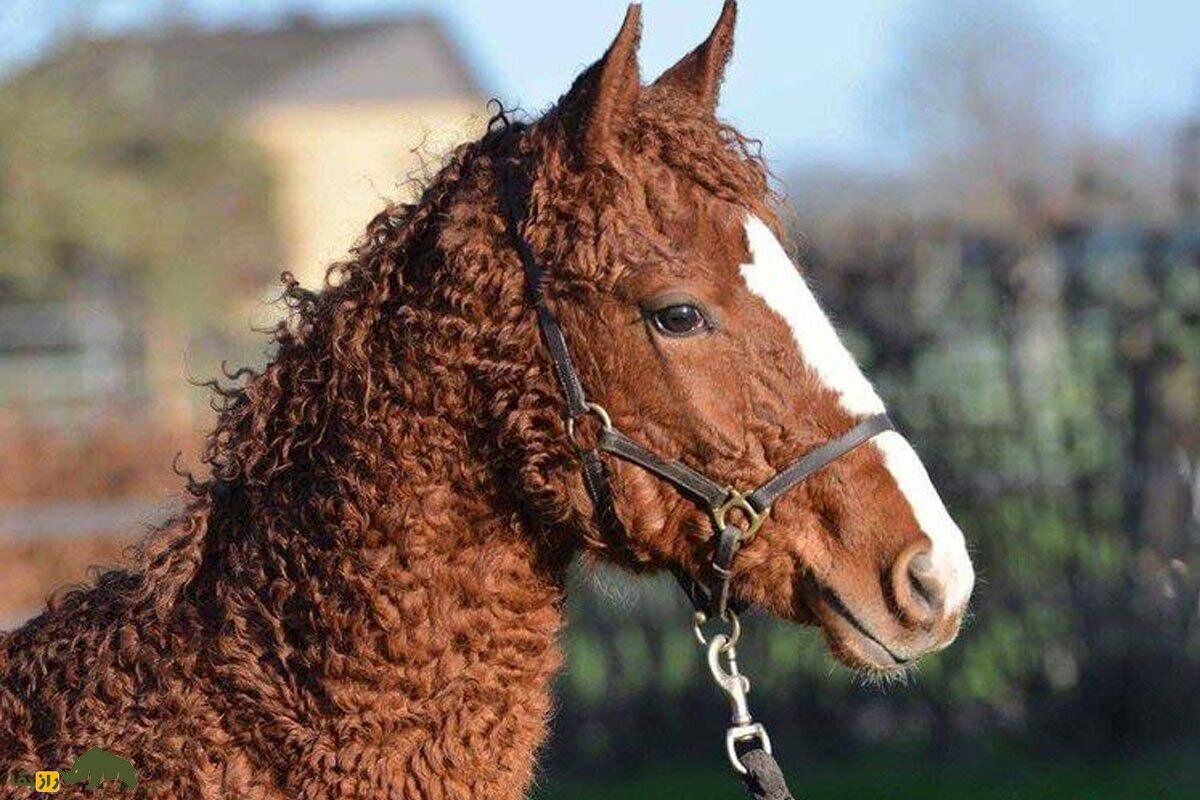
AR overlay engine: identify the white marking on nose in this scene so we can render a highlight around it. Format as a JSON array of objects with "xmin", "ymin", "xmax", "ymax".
[
  {"xmin": 738, "ymin": 214, "xmax": 974, "ymax": 610},
  {"xmin": 874, "ymin": 431, "xmax": 975, "ymax": 609}
]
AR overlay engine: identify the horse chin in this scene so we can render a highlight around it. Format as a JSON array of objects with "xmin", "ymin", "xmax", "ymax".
[
  {"xmin": 818, "ymin": 615, "xmax": 916, "ymax": 679},
  {"xmin": 791, "ymin": 584, "xmax": 918, "ymax": 679}
]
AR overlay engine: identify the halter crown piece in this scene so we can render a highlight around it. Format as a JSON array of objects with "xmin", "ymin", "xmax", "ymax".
[{"xmin": 498, "ymin": 156, "xmax": 891, "ymax": 800}]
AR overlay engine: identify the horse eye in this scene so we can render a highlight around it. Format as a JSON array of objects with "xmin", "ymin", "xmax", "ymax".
[{"xmin": 649, "ymin": 303, "xmax": 710, "ymax": 337}]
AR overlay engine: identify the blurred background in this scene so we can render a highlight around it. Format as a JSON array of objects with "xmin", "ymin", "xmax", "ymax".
[{"xmin": 1, "ymin": 1, "xmax": 1197, "ymax": 797}]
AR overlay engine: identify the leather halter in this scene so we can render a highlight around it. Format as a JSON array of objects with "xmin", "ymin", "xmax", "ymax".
[{"xmin": 498, "ymin": 160, "xmax": 893, "ymax": 619}]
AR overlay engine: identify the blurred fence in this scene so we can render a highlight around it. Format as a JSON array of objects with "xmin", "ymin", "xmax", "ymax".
[{"xmin": 0, "ymin": 295, "xmax": 144, "ymax": 414}]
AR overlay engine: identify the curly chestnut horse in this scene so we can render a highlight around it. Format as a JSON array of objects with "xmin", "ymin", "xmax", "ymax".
[{"xmin": 0, "ymin": 3, "xmax": 973, "ymax": 798}]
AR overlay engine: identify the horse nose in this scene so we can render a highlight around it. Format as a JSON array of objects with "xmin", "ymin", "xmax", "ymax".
[{"xmin": 890, "ymin": 542, "xmax": 946, "ymax": 628}]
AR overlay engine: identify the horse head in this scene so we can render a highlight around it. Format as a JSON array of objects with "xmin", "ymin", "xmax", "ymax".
[{"xmin": 503, "ymin": 1, "xmax": 973, "ymax": 674}]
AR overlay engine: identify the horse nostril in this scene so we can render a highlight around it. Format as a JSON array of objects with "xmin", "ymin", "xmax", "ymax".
[
  {"xmin": 908, "ymin": 553, "xmax": 943, "ymax": 609},
  {"xmin": 892, "ymin": 546, "xmax": 946, "ymax": 628}
]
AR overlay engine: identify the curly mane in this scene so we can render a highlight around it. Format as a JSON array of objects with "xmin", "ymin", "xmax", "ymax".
[
  {"xmin": 124, "ymin": 90, "xmax": 769, "ymax": 600},
  {"xmin": 1, "ymin": 74, "xmax": 774, "ymax": 797}
]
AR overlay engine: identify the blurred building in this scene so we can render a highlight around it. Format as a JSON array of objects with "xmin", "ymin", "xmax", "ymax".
[
  {"xmin": 230, "ymin": 16, "xmax": 486, "ymax": 288},
  {"xmin": 0, "ymin": 14, "xmax": 486, "ymax": 423},
  {"xmin": 35, "ymin": 13, "xmax": 485, "ymax": 287}
]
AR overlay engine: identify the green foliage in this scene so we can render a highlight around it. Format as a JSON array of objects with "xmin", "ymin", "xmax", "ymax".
[
  {"xmin": 566, "ymin": 631, "xmax": 610, "ymax": 704},
  {"xmin": 0, "ymin": 48, "xmax": 279, "ymax": 323}
]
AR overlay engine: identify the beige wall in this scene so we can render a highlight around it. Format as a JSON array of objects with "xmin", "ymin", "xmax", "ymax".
[{"xmin": 241, "ymin": 99, "xmax": 485, "ymax": 290}]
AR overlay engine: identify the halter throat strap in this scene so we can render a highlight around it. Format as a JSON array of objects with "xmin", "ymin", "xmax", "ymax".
[{"xmin": 497, "ymin": 158, "xmax": 893, "ymax": 618}]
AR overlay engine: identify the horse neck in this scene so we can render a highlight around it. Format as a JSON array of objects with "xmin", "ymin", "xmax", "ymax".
[{"xmin": 188, "ymin": 259, "xmax": 572, "ymax": 797}]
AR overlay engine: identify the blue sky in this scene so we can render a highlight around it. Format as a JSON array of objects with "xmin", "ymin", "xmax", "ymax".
[{"xmin": 6, "ymin": 0, "xmax": 1199, "ymax": 173}]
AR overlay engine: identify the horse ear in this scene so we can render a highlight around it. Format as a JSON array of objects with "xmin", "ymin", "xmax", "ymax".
[
  {"xmin": 651, "ymin": 0, "xmax": 736, "ymax": 112},
  {"xmin": 560, "ymin": 4, "xmax": 642, "ymax": 160}
]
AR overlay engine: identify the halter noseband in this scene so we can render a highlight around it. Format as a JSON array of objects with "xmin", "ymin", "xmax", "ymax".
[{"xmin": 498, "ymin": 160, "xmax": 893, "ymax": 621}]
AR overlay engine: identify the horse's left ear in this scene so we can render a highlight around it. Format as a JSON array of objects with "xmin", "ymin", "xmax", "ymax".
[
  {"xmin": 559, "ymin": 4, "xmax": 642, "ymax": 162},
  {"xmin": 651, "ymin": 0, "xmax": 736, "ymax": 112}
]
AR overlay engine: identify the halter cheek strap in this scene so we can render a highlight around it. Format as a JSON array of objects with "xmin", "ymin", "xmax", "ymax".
[{"xmin": 498, "ymin": 159, "xmax": 893, "ymax": 619}]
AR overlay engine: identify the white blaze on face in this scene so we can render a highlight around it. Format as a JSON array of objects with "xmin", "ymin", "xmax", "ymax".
[{"xmin": 739, "ymin": 215, "xmax": 974, "ymax": 610}]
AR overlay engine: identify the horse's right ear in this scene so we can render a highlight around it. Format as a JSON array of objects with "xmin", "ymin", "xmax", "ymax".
[
  {"xmin": 651, "ymin": 0, "xmax": 736, "ymax": 113},
  {"xmin": 558, "ymin": 4, "xmax": 642, "ymax": 162}
]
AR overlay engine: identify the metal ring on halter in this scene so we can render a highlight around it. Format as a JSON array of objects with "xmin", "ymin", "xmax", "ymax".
[
  {"xmin": 692, "ymin": 608, "xmax": 741, "ymax": 650},
  {"xmin": 566, "ymin": 402, "xmax": 612, "ymax": 449},
  {"xmin": 711, "ymin": 487, "xmax": 768, "ymax": 541}
]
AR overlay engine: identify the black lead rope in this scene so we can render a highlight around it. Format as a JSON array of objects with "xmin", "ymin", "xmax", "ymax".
[
  {"xmin": 740, "ymin": 749, "xmax": 797, "ymax": 800},
  {"xmin": 499, "ymin": 157, "xmax": 890, "ymax": 799}
]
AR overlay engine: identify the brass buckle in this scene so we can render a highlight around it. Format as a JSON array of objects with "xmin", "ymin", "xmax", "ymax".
[
  {"xmin": 566, "ymin": 402, "xmax": 612, "ymax": 450},
  {"xmin": 711, "ymin": 487, "xmax": 767, "ymax": 540}
]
